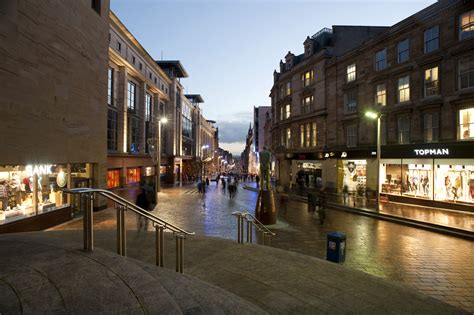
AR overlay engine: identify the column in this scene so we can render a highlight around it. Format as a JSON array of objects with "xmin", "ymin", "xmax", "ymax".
[
  {"xmin": 138, "ymin": 81, "xmax": 146, "ymax": 154},
  {"xmin": 117, "ymin": 66, "xmax": 128, "ymax": 153}
]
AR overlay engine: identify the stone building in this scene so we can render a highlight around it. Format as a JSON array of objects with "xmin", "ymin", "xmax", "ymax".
[
  {"xmin": 106, "ymin": 12, "xmax": 171, "ymax": 193},
  {"xmin": 0, "ymin": 0, "xmax": 110, "ymax": 232},
  {"xmin": 271, "ymin": 0, "xmax": 474, "ymax": 212}
]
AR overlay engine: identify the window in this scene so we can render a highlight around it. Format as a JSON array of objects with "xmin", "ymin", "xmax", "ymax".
[
  {"xmin": 132, "ymin": 56, "xmax": 136, "ymax": 64},
  {"xmin": 279, "ymin": 86, "xmax": 284, "ymax": 99},
  {"xmin": 459, "ymin": 54, "xmax": 474, "ymax": 89},
  {"xmin": 286, "ymin": 82, "xmax": 291, "ymax": 96},
  {"xmin": 424, "ymin": 26, "xmax": 439, "ymax": 53},
  {"xmin": 286, "ymin": 128, "xmax": 291, "ymax": 148},
  {"xmin": 149, "ymin": 73, "xmax": 152, "ymax": 79},
  {"xmin": 154, "ymin": 77, "xmax": 157, "ymax": 84},
  {"xmin": 301, "ymin": 95, "xmax": 313, "ymax": 114},
  {"xmin": 305, "ymin": 124, "xmax": 311, "ymax": 147},
  {"xmin": 107, "ymin": 169, "xmax": 120, "ymax": 189},
  {"xmin": 280, "ymin": 106, "xmax": 284, "ymax": 121},
  {"xmin": 107, "ymin": 67, "xmax": 114, "ymax": 105},
  {"xmin": 301, "ymin": 70, "xmax": 314, "ymax": 87},
  {"xmin": 375, "ymin": 83, "xmax": 386, "ymax": 106},
  {"xmin": 107, "ymin": 109, "xmax": 118, "ymax": 151},
  {"xmin": 91, "ymin": 0, "xmax": 101, "ymax": 15},
  {"xmin": 344, "ymin": 90, "xmax": 357, "ymax": 113},
  {"xmin": 127, "ymin": 81, "xmax": 136, "ymax": 111},
  {"xmin": 460, "ymin": 10, "xmax": 474, "ymax": 40},
  {"xmin": 397, "ymin": 76, "xmax": 410, "ymax": 103},
  {"xmin": 129, "ymin": 116, "xmax": 140, "ymax": 153},
  {"xmin": 312, "ymin": 122, "xmax": 317, "ymax": 147},
  {"xmin": 424, "ymin": 113, "xmax": 439, "ymax": 143},
  {"xmin": 346, "ymin": 124, "xmax": 357, "ymax": 148},
  {"xmin": 285, "ymin": 104, "xmax": 291, "ymax": 119},
  {"xmin": 280, "ymin": 130, "xmax": 285, "ymax": 147},
  {"xmin": 424, "ymin": 67, "xmax": 439, "ymax": 97},
  {"xmin": 459, "ymin": 108, "xmax": 474, "ymax": 140},
  {"xmin": 145, "ymin": 93, "xmax": 152, "ymax": 121},
  {"xmin": 398, "ymin": 39, "xmax": 409, "ymax": 63},
  {"xmin": 346, "ymin": 64, "xmax": 356, "ymax": 82},
  {"xmin": 139, "ymin": 62, "xmax": 143, "ymax": 71},
  {"xmin": 300, "ymin": 125, "xmax": 305, "ymax": 147},
  {"xmin": 398, "ymin": 117, "xmax": 410, "ymax": 144},
  {"xmin": 117, "ymin": 41, "xmax": 121, "ymax": 52},
  {"xmin": 375, "ymin": 49, "xmax": 386, "ymax": 71}
]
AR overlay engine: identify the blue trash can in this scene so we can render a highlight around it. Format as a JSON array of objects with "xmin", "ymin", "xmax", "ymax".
[{"xmin": 326, "ymin": 232, "xmax": 346, "ymax": 263}]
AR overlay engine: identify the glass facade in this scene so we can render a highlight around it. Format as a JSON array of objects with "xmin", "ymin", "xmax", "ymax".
[
  {"xmin": 380, "ymin": 159, "xmax": 474, "ymax": 204},
  {"xmin": 341, "ymin": 160, "xmax": 367, "ymax": 196},
  {"xmin": 107, "ymin": 169, "xmax": 120, "ymax": 188},
  {"xmin": 296, "ymin": 161, "xmax": 322, "ymax": 189},
  {"xmin": 126, "ymin": 167, "xmax": 141, "ymax": 185}
]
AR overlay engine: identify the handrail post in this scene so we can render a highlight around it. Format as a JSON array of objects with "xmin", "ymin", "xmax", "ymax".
[
  {"xmin": 116, "ymin": 203, "xmax": 123, "ymax": 255},
  {"xmin": 155, "ymin": 225, "xmax": 164, "ymax": 267},
  {"xmin": 246, "ymin": 220, "xmax": 252, "ymax": 243},
  {"xmin": 259, "ymin": 230, "xmax": 264, "ymax": 245},
  {"xmin": 82, "ymin": 194, "xmax": 87, "ymax": 250},
  {"xmin": 85, "ymin": 192, "xmax": 94, "ymax": 251},
  {"xmin": 175, "ymin": 234, "xmax": 185, "ymax": 273},
  {"xmin": 121, "ymin": 204, "xmax": 127, "ymax": 256},
  {"xmin": 239, "ymin": 215, "xmax": 244, "ymax": 244},
  {"xmin": 237, "ymin": 214, "xmax": 242, "ymax": 243}
]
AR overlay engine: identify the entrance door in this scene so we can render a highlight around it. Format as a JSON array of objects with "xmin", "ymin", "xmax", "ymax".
[{"xmin": 71, "ymin": 178, "xmax": 90, "ymax": 218}]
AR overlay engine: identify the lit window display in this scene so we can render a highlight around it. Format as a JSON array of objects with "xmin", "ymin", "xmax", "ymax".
[
  {"xmin": 380, "ymin": 159, "xmax": 474, "ymax": 204},
  {"xmin": 127, "ymin": 167, "xmax": 141, "ymax": 185},
  {"xmin": 342, "ymin": 160, "xmax": 367, "ymax": 196},
  {"xmin": 0, "ymin": 164, "xmax": 72, "ymax": 225},
  {"xmin": 296, "ymin": 162, "xmax": 322, "ymax": 189},
  {"xmin": 107, "ymin": 169, "xmax": 120, "ymax": 188}
]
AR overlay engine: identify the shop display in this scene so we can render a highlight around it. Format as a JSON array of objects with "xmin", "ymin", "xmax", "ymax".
[
  {"xmin": 343, "ymin": 160, "xmax": 366, "ymax": 196},
  {"xmin": 296, "ymin": 162, "xmax": 322, "ymax": 189},
  {"xmin": 434, "ymin": 164, "xmax": 474, "ymax": 203}
]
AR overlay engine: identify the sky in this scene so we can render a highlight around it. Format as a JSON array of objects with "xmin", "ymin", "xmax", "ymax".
[{"xmin": 111, "ymin": 0, "xmax": 435, "ymax": 155}]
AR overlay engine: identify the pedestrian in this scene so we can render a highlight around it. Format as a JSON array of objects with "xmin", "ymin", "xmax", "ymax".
[
  {"xmin": 256, "ymin": 175, "xmax": 260, "ymax": 188},
  {"xmin": 136, "ymin": 188, "xmax": 151, "ymax": 231},
  {"xmin": 222, "ymin": 177, "xmax": 226, "ymax": 194},
  {"xmin": 342, "ymin": 184, "xmax": 349, "ymax": 205},
  {"xmin": 206, "ymin": 177, "xmax": 210, "ymax": 186}
]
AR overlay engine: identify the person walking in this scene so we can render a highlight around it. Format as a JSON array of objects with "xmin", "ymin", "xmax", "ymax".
[{"xmin": 136, "ymin": 188, "xmax": 151, "ymax": 231}]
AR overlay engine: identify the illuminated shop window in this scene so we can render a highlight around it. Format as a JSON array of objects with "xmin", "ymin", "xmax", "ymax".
[
  {"xmin": 107, "ymin": 169, "xmax": 120, "ymax": 188},
  {"xmin": 459, "ymin": 108, "xmax": 474, "ymax": 140},
  {"xmin": 126, "ymin": 168, "xmax": 141, "ymax": 185}
]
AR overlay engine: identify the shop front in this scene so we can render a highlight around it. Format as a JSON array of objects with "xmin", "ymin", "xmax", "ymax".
[
  {"xmin": 380, "ymin": 142, "xmax": 474, "ymax": 211},
  {"xmin": 0, "ymin": 163, "xmax": 93, "ymax": 233}
]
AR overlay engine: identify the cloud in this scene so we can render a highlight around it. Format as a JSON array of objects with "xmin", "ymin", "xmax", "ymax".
[
  {"xmin": 220, "ymin": 142, "xmax": 246, "ymax": 156},
  {"xmin": 217, "ymin": 120, "xmax": 251, "ymax": 144}
]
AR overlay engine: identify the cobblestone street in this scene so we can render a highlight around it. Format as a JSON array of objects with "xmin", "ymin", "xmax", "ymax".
[{"xmin": 54, "ymin": 183, "xmax": 474, "ymax": 312}]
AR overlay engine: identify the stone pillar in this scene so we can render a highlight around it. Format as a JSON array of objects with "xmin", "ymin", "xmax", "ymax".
[
  {"xmin": 138, "ymin": 81, "xmax": 146, "ymax": 154},
  {"xmin": 117, "ymin": 66, "xmax": 128, "ymax": 153}
]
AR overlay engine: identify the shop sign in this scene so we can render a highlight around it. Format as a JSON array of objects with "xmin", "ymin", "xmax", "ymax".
[
  {"xmin": 56, "ymin": 170, "xmax": 67, "ymax": 187},
  {"xmin": 341, "ymin": 152, "xmax": 347, "ymax": 158},
  {"xmin": 414, "ymin": 148, "xmax": 449, "ymax": 156},
  {"xmin": 26, "ymin": 164, "xmax": 52, "ymax": 177},
  {"xmin": 145, "ymin": 167, "xmax": 155, "ymax": 176}
]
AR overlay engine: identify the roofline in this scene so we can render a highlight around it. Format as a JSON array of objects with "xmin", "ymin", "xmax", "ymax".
[
  {"xmin": 109, "ymin": 11, "xmax": 172, "ymax": 85},
  {"xmin": 184, "ymin": 94, "xmax": 204, "ymax": 103},
  {"xmin": 155, "ymin": 60, "xmax": 189, "ymax": 78}
]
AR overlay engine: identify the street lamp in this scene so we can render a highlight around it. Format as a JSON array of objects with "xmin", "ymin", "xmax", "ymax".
[
  {"xmin": 156, "ymin": 117, "xmax": 168, "ymax": 199},
  {"xmin": 365, "ymin": 111, "xmax": 381, "ymax": 212},
  {"xmin": 201, "ymin": 144, "xmax": 209, "ymax": 179}
]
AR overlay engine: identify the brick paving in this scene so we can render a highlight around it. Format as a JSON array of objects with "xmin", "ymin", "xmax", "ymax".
[{"xmin": 52, "ymin": 183, "xmax": 474, "ymax": 312}]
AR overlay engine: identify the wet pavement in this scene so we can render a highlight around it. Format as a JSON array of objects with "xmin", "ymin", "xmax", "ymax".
[{"xmin": 52, "ymin": 183, "xmax": 474, "ymax": 312}]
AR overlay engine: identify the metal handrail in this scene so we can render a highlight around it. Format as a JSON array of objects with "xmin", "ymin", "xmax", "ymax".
[
  {"xmin": 64, "ymin": 188, "xmax": 194, "ymax": 273},
  {"xmin": 66, "ymin": 188, "xmax": 194, "ymax": 235},
  {"xmin": 231, "ymin": 211, "xmax": 275, "ymax": 246}
]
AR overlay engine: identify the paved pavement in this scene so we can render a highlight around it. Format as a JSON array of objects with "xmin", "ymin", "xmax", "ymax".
[{"xmin": 52, "ymin": 183, "xmax": 474, "ymax": 312}]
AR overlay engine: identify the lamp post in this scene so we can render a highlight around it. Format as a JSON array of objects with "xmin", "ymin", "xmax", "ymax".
[
  {"xmin": 365, "ymin": 111, "xmax": 381, "ymax": 212},
  {"xmin": 156, "ymin": 117, "xmax": 168, "ymax": 200},
  {"xmin": 201, "ymin": 144, "xmax": 209, "ymax": 179}
]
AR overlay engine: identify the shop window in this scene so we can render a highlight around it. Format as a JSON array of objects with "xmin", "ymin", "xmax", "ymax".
[
  {"xmin": 296, "ymin": 162, "xmax": 322, "ymax": 189},
  {"xmin": 344, "ymin": 90, "xmax": 357, "ymax": 113},
  {"xmin": 342, "ymin": 160, "xmax": 367, "ymax": 196},
  {"xmin": 398, "ymin": 39, "xmax": 409, "ymax": 63},
  {"xmin": 375, "ymin": 49, "xmax": 386, "ymax": 71},
  {"xmin": 459, "ymin": 54, "xmax": 474, "ymax": 90},
  {"xmin": 424, "ymin": 113, "xmax": 439, "ymax": 143},
  {"xmin": 398, "ymin": 117, "xmax": 410, "ymax": 144},
  {"xmin": 127, "ymin": 81, "xmax": 137, "ymax": 112},
  {"xmin": 397, "ymin": 76, "xmax": 410, "ymax": 103},
  {"xmin": 107, "ymin": 109, "xmax": 118, "ymax": 151},
  {"xmin": 434, "ymin": 163, "xmax": 474, "ymax": 203},
  {"xmin": 301, "ymin": 95, "xmax": 313, "ymax": 114},
  {"xmin": 375, "ymin": 83, "xmax": 386, "ymax": 106},
  {"xmin": 424, "ymin": 25, "xmax": 439, "ymax": 53},
  {"xmin": 403, "ymin": 163, "xmax": 433, "ymax": 198},
  {"xmin": 346, "ymin": 64, "xmax": 356, "ymax": 82},
  {"xmin": 424, "ymin": 67, "xmax": 439, "ymax": 97},
  {"xmin": 301, "ymin": 70, "xmax": 314, "ymax": 87},
  {"xmin": 459, "ymin": 108, "xmax": 474, "ymax": 140},
  {"xmin": 346, "ymin": 124, "xmax": 357, "ymax": 148},
  {"xmin": 126, "ymin": 168, "xmax": 141, "ymax": 185},
  {"xmin": 107, "ymin": 169, "xmax": 120, "ymax": 188},
  {"xmin": 459, "ymin": 10, "xmax": 474, "ymax": 40}
]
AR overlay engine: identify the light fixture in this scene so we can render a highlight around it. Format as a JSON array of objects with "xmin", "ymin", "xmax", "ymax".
[
  {"xmin": 160, "ymin": 117, "xmax": 168, "ymax": 124},
  {"xmin": 365, "ymin": 111, "xmax": 379, "ymax": 120}
]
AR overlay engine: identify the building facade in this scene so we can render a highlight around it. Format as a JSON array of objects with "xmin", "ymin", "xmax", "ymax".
[
  {"xmin": 106, "ymin": 12, "xmax": 171, "ymax": 193},
  {"xmin": 0, "ymin": 0, "xmax": 110, "ymax": 232},
  {"xmin": 271, "ymin": 0, "xmax": 474, "ymax": 211}
]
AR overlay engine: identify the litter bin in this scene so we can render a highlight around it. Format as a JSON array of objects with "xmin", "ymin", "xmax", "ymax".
[{"xmin": 326, "ymin": 232, "xmax": 346, "ymax": 263}]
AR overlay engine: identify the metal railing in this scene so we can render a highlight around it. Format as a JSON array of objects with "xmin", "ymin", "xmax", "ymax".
[
  {"xmin": 65, "ymin": 188, "xmax": 194, "ymax": 273},
  {"xmin": 232, "ymin": 211, "xmax": 276, "ymax": 246}
]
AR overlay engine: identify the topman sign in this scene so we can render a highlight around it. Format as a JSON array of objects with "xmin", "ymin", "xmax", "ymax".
[{"xmin": 414, "ymin": 148, "xmax": 449, "ymax": 156}]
